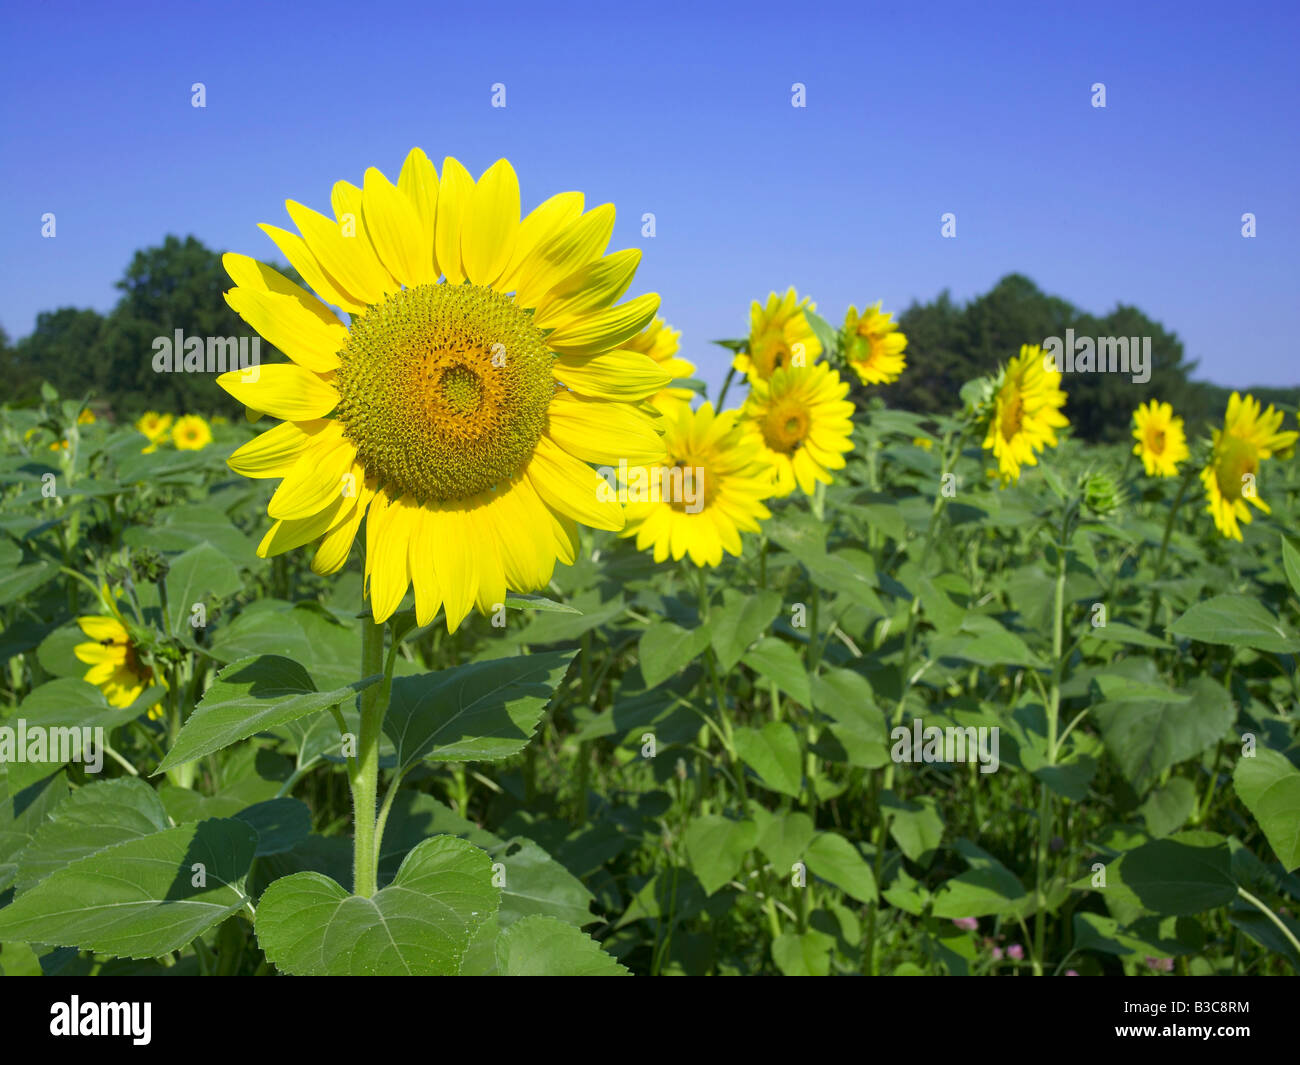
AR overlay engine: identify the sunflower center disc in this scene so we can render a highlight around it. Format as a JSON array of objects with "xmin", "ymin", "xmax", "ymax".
[
  {"xmin": 763, "ymin": 402, "xmax": 807, "ymax": 454},
  {"xmin": 334, "ymin": 283, "xmax": 555, "ymax": 504}
]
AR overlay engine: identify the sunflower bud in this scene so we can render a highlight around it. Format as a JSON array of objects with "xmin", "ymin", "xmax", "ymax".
[{"xmin": 1079, "ymin": 469, "xmax": 1124, "ymax": 519}]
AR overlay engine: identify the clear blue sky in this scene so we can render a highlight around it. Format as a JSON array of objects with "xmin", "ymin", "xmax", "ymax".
[{"xmin": 2, "ymin": 0, "xmax": 1297, "ymax": 390}]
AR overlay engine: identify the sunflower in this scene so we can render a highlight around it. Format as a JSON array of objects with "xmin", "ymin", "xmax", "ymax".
[
  {"xmin": 842, "ymin": 301, "xmax": 906, "ymax": 385},
  {"xmin": 136, "ymin": 411, "xmax": 173, "ymax": 454},
  {"xmin": 912, "ymin": 436, "xmax": 934, "ymax": 452},
  {"xmin": 740, "ymin": 361, "xmax": 855, "ymax": 497},
  {"xmin": 74, "ymin": 593, "xmax": 162, "ymax": 714},
  {"xmin": 218, "ymin": 149, "xmax": 666, "ymax": 631},
  {"xmin": 1131, "ymin": 400, "xmax": 1188, "ymax": 478},
  {"xmin": 618, "ymin": 403, "xmax": 771, "ymax": 566},
  {"xmin": 77, "ymin": 408, "xmax": 96, "ymax": 425},
  {"xmin": 49, "ymin": 438, "xmax": 69, "ymax": 452},
  {"xmin": 734, "ymin": 288, "xmax": 822, "ymax": 382},
  {"xmin": 172, "ymin": 414, "xmax": 213, "ymax": 451},
  {"xmin": 1200, "ymin": 392, "xmax": 1298, "ymax": 541},
  {"xmin": 623, "ymin": 317, "xmax": 695, "ymax": 415},
  {"xmin": 981, "ymin": 345, "xmax": 1069, "ymax": 486}
]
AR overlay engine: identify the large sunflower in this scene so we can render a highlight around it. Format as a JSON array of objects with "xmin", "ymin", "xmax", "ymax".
[
  {"xmin": 74, "ymin": 592, "xmax": 162, "ymax": 713},
  {"xmin": 734, "ymin": 288, "xmax": 822, "ymax": 381},
  {"xmin": 982, "ymin": 344, "xmax": 1069, "ymax": 485},
  {"xmin": 623, "ymin": 317, "xmax": 695, "ymax": 415},
  {"xmin": 618, "ymin": 403, "xmax": 771, "ymax": 566},
  {"xmin": 219, "ymin": 149, "xmax": 667, "ymax": 631},
  {"xmin": 1200, "ymin": 392, "xmax": 1297, "ymax": 541},
  {"xmin": 740, "ymin": 361, "xmax": 855, "ymax": 497},
  {"xmin": 842, "ymin": 301, "xmax": 906, "ymax": 385},
  {"xmin": 1131, "ymin": 400, "xmax": 1188, "ymax": 478}
]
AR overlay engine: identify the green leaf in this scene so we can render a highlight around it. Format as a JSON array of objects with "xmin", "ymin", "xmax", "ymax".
[
  {"xmin": 1170, "ymin": 595, "xmax": 1300, "ymax": 654},
  {"xmin": 254, "ymin": 835, "xmax": 498, "ymax": 975},
  {"xmin": 734, "ymin": 722, "xmax": 802, "ymax": 797},
  {"xmin": 1092, "ymin": 675, "xmax": 1234, "ymax": 792},
  {"xmin": 15, "ymin": 778, "xmax": 170, "ymax": 893},
  {"xmin": 930, "ymin": 615, "xmax": 1045, "ymax": 669},
  {"xmin": 494, "ymin": 915, "xmax": 629, "ymax": 976},
  {"xmin": 639, "ymin": 622, "xmax": 710, "ymax": 689},
  {"xmin": 811, "ymin": 669, "xmax": 889, "ymax": 768},
  {"xmin": 0, "ymin": 562, "xmax": 56, "ymax": 607},
  {"xmin": 710, "ymin": 589, "xmax": 781, "ymax": 672},
  {"xmin": 771, "ymin": 928, "xmax": 834, "ymax": 976},
  {"xmin": 1137, "ymin": 778, "xmax": 1197, "ymax": 839},
  {"xmin": 0, "ymin": 771, "xmax": 67, "ymax": 893},
  {"xmin": 0, "ymin": 818, "xmax": 257, "ymax": 958},
  {"xmin": 233, "ymin": 798, "xmax": 312, "ymax": 858},
  {"xmin": 757, "ymin": 810, "xmax": 815, "ymax": 871},
  {"xmin": 1082, "ymin": 621, "xmax": 1172, "ymax": 649},
  {"xmin": 1102, "ymin": 833, "xmax": 1237, "ymax": 915},
  {"xmin": 882, "ymin": 793, "xmax": 945, "ymax": 865},
  {"xmin": 504, "ymin": 593, "xmax": 581, "ymax": 614},
  {"xmin": 157, "ymin": 655, "xmax": 381, "ymax": 773},
  {"xmin": 1234, "ymin": 748, "xmax": 1300, "ymax": 872},
  {"xmin": 931, "ymin": 843, "xmax": 1028, "ymax": 918},
  {"xmin": 683, "ymin": 815, "xmax": 758, "ymax": 895},
  {"xmin": 1283, "ymin": 539, "xmax": 1300, "ymax": 601},
  {"xmin": 804, "ymin": 831, "xmax": 877, "ymax": 903},
  {"xmin": 163, "ymin": 542, "xmax": 243, "ymax": 637},
  {"xmin": 742, "ymin": 637, "xmax": 812, "ymax": 706},
  {"xmin": 383, "ymin": 650, "xmax": 575, "ymax": 771}
]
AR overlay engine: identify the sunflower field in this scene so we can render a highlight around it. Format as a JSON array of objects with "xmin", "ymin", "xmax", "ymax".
[{"xmin": 1, "ymin": 150, "xmax": 1298, "ymax": 979}]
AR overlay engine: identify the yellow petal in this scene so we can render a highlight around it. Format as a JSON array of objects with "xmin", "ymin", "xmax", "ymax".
[
  {"xmin": 533, "ymin": 248, "xmax": 641, "ymax": 329},
  {"xmin": 526, "ymin": 436, "xmax": 624, "ymax": 531},
  {"xmin": 435, "ymin": 157, "xmax": 475, "ymax": 285},
  {"xmin": 545, "ymin": 292, "xmax": 662, "ymax": 357},
  {"xmin": 555, "ymin": 348, "xmax": 672, "ymax": 401},
  {"xmin": 408, "ymin": 507, "xmax": 443, "ymax": 626},
  {"xmin": 498, "ymin": 191, "xmax": 584, "ymax": 293},
  {"xmin": 462, "ymin": 159, "xmax": 520, "ymax": 286},
  {"xmin": 426, "ymin": 506, "xmax": 477, "ymax": 632},
  {"xmin": 286, "ymin": 198, "xmax": 388, "ymax": 308},
  {"xmin": 225, "ymin": 287, "xmax": 346, "ymax": 373},
  {"xmin": 513, "ymin": 204, "xmax": 615, "ymax": 309},
  {"xmin": 547, "ymin": 393, "xmax": 666, "ymax": 465},
  {"xmin": 257, "ymin": 491, "xmax": 354, "ymax": 558},
  {"xmin": 313, "ymin": 480, "xmax": 372, "ymax": 575},
  {"xmin": 76, "ymin": 615, "xmax": 126, "ymax": 643},
  {"xmin": 218, "ymin": 364, "xmax": 338, "ymax": 421},
  {"xmin": 398, "ymin": 147, "xmax": 439, "ymax": 264},
  {"xmin": 267, "ymin": 436, "xmax": 358, "ymax": 521},
  {"xmin": 259, "ymin": 223, "xmax": 366, "ymax": 314},
  {"xmin": 363, "ymin": 165, "xmax": 436, "ymax": 287},
  {"xmin": 368, "ymin": 496, "xmax": 416, "ymax": 623},
  {"xmin": 228, "ymin": 418, "xmax": 334, "ymax": 479}
]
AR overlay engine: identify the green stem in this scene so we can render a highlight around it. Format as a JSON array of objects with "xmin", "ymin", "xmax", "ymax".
[
  {"xmin": 715, "ymin": 366, "xmax": 737, "ymax": 410},
  {"xmin": 1237, "ymin": 887, "xmax": 1300, "ymax": 959},
  {"xmin": 350, "ymin": 614, "xmax": 387, "ymax": 897},
  {"xmin": 1145, "ymin": 464, "xmax": 1197, "ymax": 629}
]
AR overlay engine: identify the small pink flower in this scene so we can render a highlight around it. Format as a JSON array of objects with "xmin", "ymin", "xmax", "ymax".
[
  {"xmin": 1006, "ymin": 944, "xmax": 1024, "ymax": 961},
  {"xmin": 952, "ymin": 917, "xmax": 978, "ymax": 931},
  {"xmin": 1145, "ymin": 956, "xmax": 1174, "ymax": 972},
  {"xmin": 1065, "ymin": 970, "xmax": 1079, "ymax": 976},
  {"xmin": 991, "ymin": 946, "xmax": 1004, "ymax": 960}
]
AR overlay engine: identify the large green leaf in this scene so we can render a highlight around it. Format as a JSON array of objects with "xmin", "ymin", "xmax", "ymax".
[
  {"xmin": 0, "ymin": 771, "xmax": 67, "ymax": 893},
  {"xmin": 804, "ymin": 831, "xmax": 877, "ymax": 903},
  {"xmin": 931, "ymin": 842, "xmax": 1027, "ymax": 918},
  {"xmin": 0, "ymin": 562, "xmax": 56, "ymax": 607},
  {"xmin": 811, "ymin": 669, "xmax": 889, "ymax": 768},
  {"xmin": 1170, "ymin": 595, "xmax": 1300, "ymax": 654},
  {"xmin": 255, "ymin": 835, "xmax": 498, "ymax": 975},
  {"xmin": 710, "ymin": 590, "xmax": 782, "ymax": 671},
  {"xmin": 1092, "ymin": 832, "xmax": 1237, "ymax": 916},
  {"xmin": 0, "ymin": 818, "xmax": 257, "ymax": 958},
  {"xmin": 383, "ymin": 650, "xmax": 575, "ymax": 771},
  {"xmin": 1234, "ymin": 748, "xmax": 1300, "ymax": 872},
  {"xmin": 734, "ymin": 722, "xmax": 802, "ymax": 797},
  {"xmin": 15, "ymin": 777, "xmax": 170, "ymax": 893},
  {"xmin": 157, "ymin": 655, "xmax": 380, "ymax": 772},
  {"xmin": 639, "ymin": 622, "xmax": 710, "ymax": 688},
  {"xmin": 163, "ymin": 542, "xmax": 243, "ymax": 636},
  {"xmin": 493, "ymin": 915, "xmax": 629, "ymax": 975},
  {"xmin": 683, "ymin": 815, "xmax": 758, "ymax": 895},
  {"xmin": 742, "ymin": 637, "xmax": 812, "ymax": 707}
]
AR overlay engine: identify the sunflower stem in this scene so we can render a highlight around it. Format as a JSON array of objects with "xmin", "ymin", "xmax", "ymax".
[
  {"xmin": 1145, "ymin": 462, "xmax": 1197, "ymax": 630},
  {"xmin": 351, "ymin": 614, "xmax": 387, "ymax": 897},
  {"xmin": 715, "ymin": 366, "xmax": 737, "ymax": 411}
]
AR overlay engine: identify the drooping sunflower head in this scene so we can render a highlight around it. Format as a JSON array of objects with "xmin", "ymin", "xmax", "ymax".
[
  {"xmin": 622, "ymin": 317, "xmax": 695, "ymax": 415},
  {"xmin": 735, "ymin": 288, "xmax": 823, "ymax": 382},
  {"xmin": 981, "ymin": 344, "xmax": 1069, "ymax": 486},
  {"xmin": 136, "ymin": 411, "xmax": 173, "ymax": 453},
  {"xmin": 172, "ymin": 414, "xmax": 213, "ymax": 451},
  {"xmin": 218, "ymin": 149, "xmax": 667, "ymax": 631},
  {"xmin": 1200, "ymin": 392, "xmax": 1298, "ymax": 541},
  {"xmin": 618, "ymin": 403, "xmax": 772, "ymax": 567},
  {"xmin": 74, "ymin": 595, "xmax": 163, "ymax": 713},
  {"xmin": 1131, "ymin": 400, "xmax": 1188, "ymax": 478},
  {"xmin": 740, "ymin": 360, "xmax": 855, "ymax": 497},
  {"xmin": 842, "ymin": 301, "xmax": 907, "ymax": 386}
]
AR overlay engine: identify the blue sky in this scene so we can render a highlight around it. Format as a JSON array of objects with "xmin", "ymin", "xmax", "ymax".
[{"xmin": 2, "ymin": 0, "xmax": 1297, "ymax": 390}]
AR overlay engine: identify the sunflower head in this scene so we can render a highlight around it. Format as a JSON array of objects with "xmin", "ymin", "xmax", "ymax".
[
  {"xmin": 136, "ymin": 411, "xmax": 174, "ymax": 453},
  {"xmin": 735, "ymin": 288, "xmax": 822, "ymax": 382},
  {"xmin": 217, "ymin": 149, "xmax": 666, "ymax": 631},
  {"xmin": 1131, "ymin": 400, "xmax": 1188, "ymax": 478},
  {"xmin": 1080, "ymin": 468, "xmax": 1125, "ymax": 519},
  {"xmin": 618, "ymin": 403, "xmax": 771, "ymax": 567},
  {"xmin": 981, "ymin": 345, "xmax": 1069, "ymax": 486},
  {"xmin": 740, "ymin": 361, "xmax": 855, "ymax": 497},
  {"xmin": 842, "ymin": 301, "xmax": 907, "ymax": 386},
  {"xmin": 172, "ymin": 414, "xmax": 213, "ymax": 451},
  {"xmin": 1200, "ymin": 392, "xmax": 1298, "ymax": 541},
  {"xmin": 77, "ymin": 408, "xmax": 96, "ymax": 425},
  {"xmin": 73, "ymin": 590, "xmax": 163, "ymax": 713}
]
